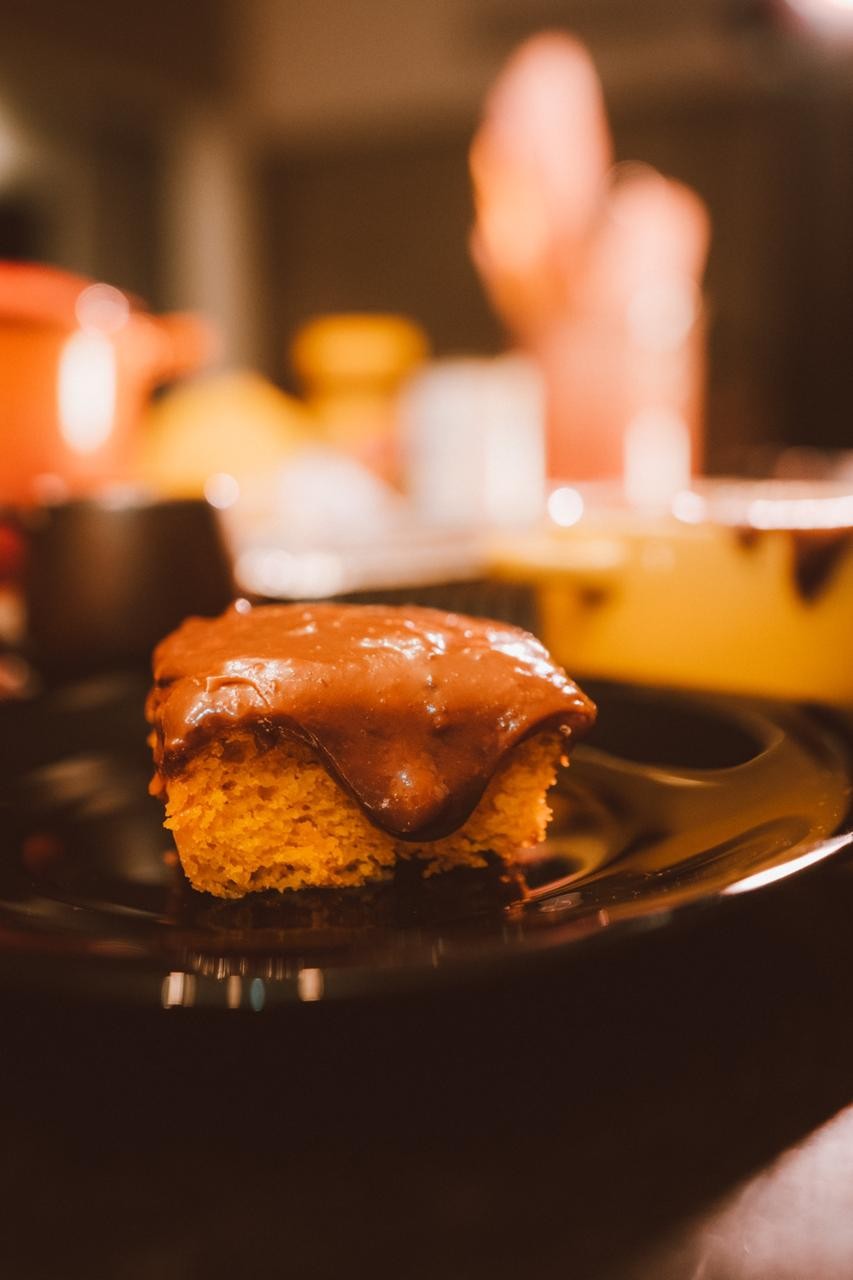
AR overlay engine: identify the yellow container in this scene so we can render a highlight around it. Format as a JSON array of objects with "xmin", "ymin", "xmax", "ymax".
[{"xmin": 490, "ymin": 485, "xmax": 853, "ymax": 705}]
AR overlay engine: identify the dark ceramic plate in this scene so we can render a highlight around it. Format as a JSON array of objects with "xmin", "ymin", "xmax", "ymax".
[{"xmin": 0, "ymin": 674, "xmax": 850, "ymax": 1007}]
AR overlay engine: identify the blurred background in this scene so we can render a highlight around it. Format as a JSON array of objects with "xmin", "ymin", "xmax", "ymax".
[
  {"xmin": 2, "ymin": 0, "xmax": 852, "ymax": 704},
  {"xmin": 2, "ymin": 0, "xmax": 852, "ymax": 465}
]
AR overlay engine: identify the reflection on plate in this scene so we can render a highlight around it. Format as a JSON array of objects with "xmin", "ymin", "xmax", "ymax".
[{"xmin": 0, "ymin": 675, "xmax": 850, "ymax": 1007}]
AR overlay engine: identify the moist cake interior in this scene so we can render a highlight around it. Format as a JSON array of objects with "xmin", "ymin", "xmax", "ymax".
[{"xmin": 163, "ymin": 729, "xmax": 564, "ymax": 898}]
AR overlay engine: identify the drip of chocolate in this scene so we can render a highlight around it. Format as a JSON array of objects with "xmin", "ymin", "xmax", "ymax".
[{"xmin": 147, "ymin": 603, "xmax": 596, "ymax": 841}]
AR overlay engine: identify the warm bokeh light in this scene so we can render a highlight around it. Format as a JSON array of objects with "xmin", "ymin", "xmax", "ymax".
[
  {"xmin": 747, "ymin": 492, "xmax": 853, "ymax": 530},
  {"xmin": 56, "ymin": 328, "xmax": 116, "ymax": 455},
  {"xmin": 297, "ymin": 968, "xmax": 324, "ymax": 1002},
  {"xmin": 547, "ymin": 486, "xmax": 585, "ymax": 528},
  {"xmin": 671, "ymin": 489, "xmax": 707, "ymax": 524},
  {"xmin": 160, "ymin": 970, "xmax": 196, "ymax": 1009},
  {"xmin": 672, "ymin": 481, "xmax": 853, "ymax": 530},
  {"xmin": 75, "ymin": 282, "xmax": 130, "ymax": 334},
  {"xmin": 787, "ymin": 0, "xmax": 853, "ymax": 26}
]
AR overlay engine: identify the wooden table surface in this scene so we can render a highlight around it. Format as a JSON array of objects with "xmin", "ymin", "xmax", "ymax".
[{"xmin": 1, "ymin": 852, "xmax": 852, "ymax": 1278}]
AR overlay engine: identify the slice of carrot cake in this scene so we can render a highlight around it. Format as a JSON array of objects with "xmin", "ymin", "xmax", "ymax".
[{"xmin": 146, "ymin": 602, "xmax": 595, "ymax": 898}]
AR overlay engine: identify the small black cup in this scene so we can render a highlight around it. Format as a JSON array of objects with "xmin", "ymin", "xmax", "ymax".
[{"xmin": 23, "ymin": 495, "xmax": 235, "ymax": 680}]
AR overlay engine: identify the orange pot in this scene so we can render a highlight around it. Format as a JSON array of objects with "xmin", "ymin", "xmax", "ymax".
[{"xmin": 0, "ymin": 262, "xmax": 216, "ymax": 505}]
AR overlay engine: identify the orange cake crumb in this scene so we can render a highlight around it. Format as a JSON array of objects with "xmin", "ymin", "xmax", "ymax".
[{"xmin": 163, "ymin": 730, "xmax": 564, "ymax": 898}]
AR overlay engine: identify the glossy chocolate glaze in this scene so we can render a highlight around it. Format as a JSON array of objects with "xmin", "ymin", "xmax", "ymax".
[{"xmin": 147, "ymin": 602, "xmax": 596, "ymax": 841}]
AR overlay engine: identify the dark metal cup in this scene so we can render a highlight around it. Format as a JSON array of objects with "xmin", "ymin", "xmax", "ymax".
[{"xmin": 22, "ymin": 494, "xmax": 234, "ymax": 680}]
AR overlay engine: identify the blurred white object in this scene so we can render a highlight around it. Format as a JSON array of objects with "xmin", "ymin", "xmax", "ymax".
[
  {"xmin": 623, "ymin": 407, "xmax": 691, "ymax": 511},
  {"xmin": 269, "ymin": 446, "xmax": 403, "ymax": 547},
  {"xmin": 400, "ymin": 353, "xmax": 545, "ymax": 527},
  {"xmin": 230, "ymin": 445, "xmax": 492, "ymax": 601},
  {"xmin": 235, "ymin": 527, "xmax": 486, "ymax": 600}
]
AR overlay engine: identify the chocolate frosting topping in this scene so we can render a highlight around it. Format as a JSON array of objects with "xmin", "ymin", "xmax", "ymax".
[{"xmin": 147, "ymin": 602, "xmax": 596, "ymax": 841}]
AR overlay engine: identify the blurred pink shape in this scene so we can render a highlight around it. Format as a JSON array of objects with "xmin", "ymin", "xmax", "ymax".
[
  {"xmin": 470, "ymin": 32, "xmax": 612, "ymax": 342},
  {"xmin": 576, "ymin": 166, "xmax": 710, "ymax": 319},
  {"xmin": 470, "ymin": 35, "xmax": 711, "ymax": 487},
  {"xmin": 543, "ymin": 166, "xmax": 711, "ymax": 482}
]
